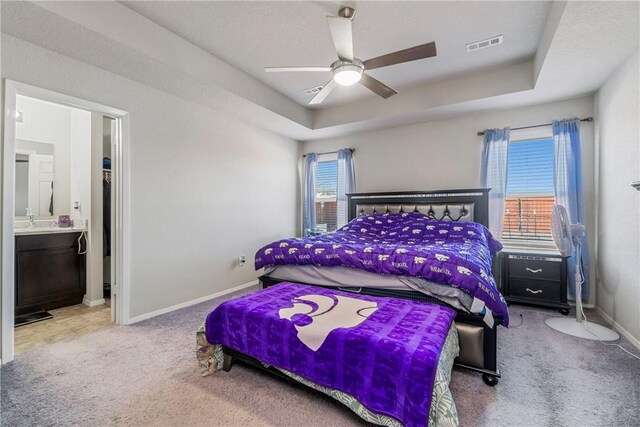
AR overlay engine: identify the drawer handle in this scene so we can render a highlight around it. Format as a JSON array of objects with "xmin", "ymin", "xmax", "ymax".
[
  {"xmin": 525, "ymin": 268, "xmax": 543, "ymax": 273},
  {"xmin": 526, "ymin": 288, "xmax": 543, "ymax": 294}
]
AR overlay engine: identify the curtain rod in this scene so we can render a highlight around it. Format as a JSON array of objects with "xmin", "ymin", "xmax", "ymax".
[
  {"xmin": 477, "ymin": 117, "xmax": 593, "ymax": 136},
  {"xmin": 303, "ymin": 148, "xmax": 354, "ymax": 158}
]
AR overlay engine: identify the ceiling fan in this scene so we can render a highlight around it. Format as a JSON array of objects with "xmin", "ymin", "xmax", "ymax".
[{"xmin": 265, "ymin": 6, "xmax": 437, "ymax": 105}]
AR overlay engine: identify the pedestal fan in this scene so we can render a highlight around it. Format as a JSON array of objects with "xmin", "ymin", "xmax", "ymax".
[{"xmin": 544, "ymin": 205, "xmax": 619, "ymax": 340}]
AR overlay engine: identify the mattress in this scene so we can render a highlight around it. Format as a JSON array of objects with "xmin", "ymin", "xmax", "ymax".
[
  {"xmin": 197, "ymin": 322, "xmax": 459, "ymax": 427},
  {"xmin": 265, "ymin": 265, "xmax": 409, "ymax": 290},
  {"xmin": 265, "ymin": 264, "xmax": 474, "ymax": 312}
]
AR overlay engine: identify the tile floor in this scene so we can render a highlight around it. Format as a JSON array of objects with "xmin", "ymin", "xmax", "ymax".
[{"xmin": 14, "ymin": 302, "xmax": 113, "ymax": 354}]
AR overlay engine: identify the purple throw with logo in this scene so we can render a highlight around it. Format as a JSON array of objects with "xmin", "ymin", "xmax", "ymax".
[
  {"xmin": 205, "ymin": 282, "xmax": 456, "ymax": 427},
  {"xmin": 255, "ymin": 212, "xmax": 508, "ymax": 325}
]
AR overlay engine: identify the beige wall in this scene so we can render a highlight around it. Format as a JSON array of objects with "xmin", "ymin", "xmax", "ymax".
[
  {"xmin": 594, "ymin": 49, "xmax": 640, "ymax": 343},
  {"xmin": 303, "ymin": 96, "xmax": 597, "ymax": 303},
  {"xmin": 2, "ymin": 35, "xmax": 299, "ymax": 319}
]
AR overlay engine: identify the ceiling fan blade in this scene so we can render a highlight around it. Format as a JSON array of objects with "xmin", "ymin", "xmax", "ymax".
[
  {"xmin": 359, "ymin": 73, "xmax": 398, "ymax": 99},
  {"xmin": 265, "ymin": 66, "xmax": 331, "ymax": 73},
  {"xmin": 364, "ymin": 41, "xmax": 437, "ymax": 70},
  {"xmin": 327, "ymin": 16, "xmax": 354, "ymax": 61},
  {"xmin": 309, "ymin": 79, "xmax": 338, "ymax": 105}
]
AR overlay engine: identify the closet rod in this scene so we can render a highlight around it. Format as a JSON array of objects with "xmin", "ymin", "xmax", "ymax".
[
  {"xmin": 303, "ymin": 148, "xmax": 354, "ymax": 158},
  {"xmin": 477, "ymin": 117, "xmax": 593, "ymax": 136}
]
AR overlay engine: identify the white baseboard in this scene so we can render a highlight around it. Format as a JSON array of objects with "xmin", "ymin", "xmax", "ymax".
[
  {"xmin": 83, "ymin": 297, "xmax": 106, "ymax": 307},
  {"xmin": 126, "ymin": 280, "xmax": 258, "ymax": 324},
  {"xmin": 596, "ymin": 307, "xmax": 640, "ymax": 350}
]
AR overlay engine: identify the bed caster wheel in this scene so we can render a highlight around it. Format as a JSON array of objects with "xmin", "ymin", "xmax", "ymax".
[
  {"xmin": 482, "ymin": 374, "xmax": 499, "ymax": 387},
  {"xmin": 559, "ymin": 308, "xmax": 571, "ymax": 316}
]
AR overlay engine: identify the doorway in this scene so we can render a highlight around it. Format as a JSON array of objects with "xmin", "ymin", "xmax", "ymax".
[
  {"xmin": 103, "ymin": 117, "xmax": 115, "ymax": 322},
  {"xmin": 2, "ymin": 80, "xmax": 130, "ymax": 363}
]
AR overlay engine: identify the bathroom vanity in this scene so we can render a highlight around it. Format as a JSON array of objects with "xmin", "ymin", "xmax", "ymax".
[
  {"xmin": 15, "ymin": 226, "xmax": 86, "ymax": 317},
  {"xmin": 14, "ymin": 130, "xmax": 91, "ymax": 320}
]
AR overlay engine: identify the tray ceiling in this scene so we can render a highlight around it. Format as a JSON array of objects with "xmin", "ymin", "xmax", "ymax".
[
  {"xmin": 3, "ymin": 1, "xmax": 638, "ymax": 140},
  {"xmin": 121, "ymin": 1, "xmax": 551, "ymax": 108}
]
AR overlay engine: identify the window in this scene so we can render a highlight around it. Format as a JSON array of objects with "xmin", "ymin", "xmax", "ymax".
[
  {"xmin": 314, "ymin": 158, "xmax": 338, "ymax": 233},
  {"xmin": 502, "ymin": 138, "xmax": 555, "ymax": 243},
  {"xmin": 304, "ymin": 149, "xmax": 355, "ymax": 236}
]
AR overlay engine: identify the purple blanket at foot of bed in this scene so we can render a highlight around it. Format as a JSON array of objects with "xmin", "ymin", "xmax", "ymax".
[{"xmin": 205, "ymin": 282, "xmax": 456, "ymax": 427}]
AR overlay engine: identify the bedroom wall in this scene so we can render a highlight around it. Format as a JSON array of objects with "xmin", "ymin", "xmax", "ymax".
[
  {"xmin": 594, "ymin": 49, "xmax": 640, "ymax": 344},
  {"xmin": 1, "ymin": 35, "xmax": 299, "ymax": 319},
  {"xmin": 303, "ymin": 96, "xmax": 597, "ymax": 304}
]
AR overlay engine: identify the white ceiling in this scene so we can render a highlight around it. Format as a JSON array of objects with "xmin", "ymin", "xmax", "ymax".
[
  {"xmin": 3, "ymin": 1, "xmax": 639, "ymax": 140},
  {"xmin": 121, "ymin": 1, "xmax": 551, "ymax": 108}
]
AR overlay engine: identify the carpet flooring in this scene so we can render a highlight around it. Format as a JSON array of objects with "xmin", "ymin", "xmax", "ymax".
[{"xmin": 1, "ymin": 286, "xmax": 639, "ymax": 426}]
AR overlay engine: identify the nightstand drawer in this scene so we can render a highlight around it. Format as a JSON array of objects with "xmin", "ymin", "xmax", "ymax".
[
  {"xmin": 508, "ymin": 257, "xmax": 561, "ymax": 281},
  {"xmin": 508, "ymin": 278, "xmax": 561, "ymax": 302}
]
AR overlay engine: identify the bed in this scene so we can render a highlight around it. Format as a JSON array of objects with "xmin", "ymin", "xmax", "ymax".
[
  {"xmin": 198, "ymin": 282, "xmax": 461, "ymax": 427},
  {"xmin": 259, "ymin": 188, "xmax": 507, "ymax": 386}
]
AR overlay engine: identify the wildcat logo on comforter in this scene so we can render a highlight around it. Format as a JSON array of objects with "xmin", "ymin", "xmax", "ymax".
[{"xmin": 278, "ymin": 294, "xmax": 378, "ymax": 351}]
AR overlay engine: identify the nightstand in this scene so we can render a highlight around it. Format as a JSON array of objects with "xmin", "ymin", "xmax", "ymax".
[{"xmin": 502, "ymin": 248, "xmax": 570, "ymax": 315}]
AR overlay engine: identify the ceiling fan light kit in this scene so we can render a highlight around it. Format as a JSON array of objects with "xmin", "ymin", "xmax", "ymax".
[
  {"xmin": 265, "ymin": 6, "xmax": 437, "ymax": 105},
  {"xmin": 331, "ymin": 60, "xmax": 363, "ymax": 86}
]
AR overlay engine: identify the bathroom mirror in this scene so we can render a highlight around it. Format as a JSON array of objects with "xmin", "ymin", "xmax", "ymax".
[
  {"xmin": 14, "ymin": 95, "xmax": 92, "ymax": 221},
  {"xmin": 15, "ymin": 140, "xmax": 56, "ymax": 218}
]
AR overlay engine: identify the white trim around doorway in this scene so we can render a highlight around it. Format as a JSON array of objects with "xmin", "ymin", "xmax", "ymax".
[{"xmin": 2, "ymin": 80, "xmax": 131, "ymax": 364}]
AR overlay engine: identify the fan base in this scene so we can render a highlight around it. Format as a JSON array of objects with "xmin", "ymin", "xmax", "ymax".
[{"xmin": 545, "ymin": 318, "xmax": 620, "ymax": 341}]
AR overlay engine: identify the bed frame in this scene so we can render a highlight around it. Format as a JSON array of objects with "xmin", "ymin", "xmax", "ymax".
[{"xmin": 260, "ymin": 188, "xmax": 503, "ymax": 386}]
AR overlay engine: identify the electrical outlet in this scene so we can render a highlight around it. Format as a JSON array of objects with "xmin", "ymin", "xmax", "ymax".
[{"xmin": 238, "ymin": 255, "xmax": 246, "ymax": 267}]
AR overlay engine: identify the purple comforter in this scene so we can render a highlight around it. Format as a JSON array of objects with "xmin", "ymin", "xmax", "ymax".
[
  {"xmin": 205, "ymin": 282, "xmax": 456, "ymax": 427},
  {"xmin": 255, "ymin": 212, "xmax": 508, "ymax": 325}
]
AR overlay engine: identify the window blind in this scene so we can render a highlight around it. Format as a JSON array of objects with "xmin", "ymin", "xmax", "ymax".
[
  {"xmin": 315, "ymin": 160, "xmax": 338, "ymax": 233},
  {"xmin": 503, "ymin": 138, "xmax": 555, "ymax": 241}
]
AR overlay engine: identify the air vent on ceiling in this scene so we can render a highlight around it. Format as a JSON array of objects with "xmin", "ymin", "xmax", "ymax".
[
  {"xmin": 466, "ymin": 35, "xmax": 503, "ymax": 53},
  {"xmin": 303, "ymin": 85, "xmax": 324, "ymax": 95}
]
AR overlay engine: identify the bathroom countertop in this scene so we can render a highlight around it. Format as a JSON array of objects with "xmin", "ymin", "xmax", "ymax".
[{"xmin": 15, "ymin": 227, "xmax": 85, "ymax": 236}]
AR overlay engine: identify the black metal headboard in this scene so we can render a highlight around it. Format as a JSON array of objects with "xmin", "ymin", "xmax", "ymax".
[{"xmin": 346, "ymin": 188, "xmax": 490, "ymax": 227}]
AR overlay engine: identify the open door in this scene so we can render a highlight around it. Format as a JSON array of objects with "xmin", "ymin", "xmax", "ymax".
[
  {"xmin": 109, "ymin": 118, "xmax": 117, "ymax": 323},
  {"xmin": 27, "ymin": 154, "xmax": 54, "ymax": 216}
]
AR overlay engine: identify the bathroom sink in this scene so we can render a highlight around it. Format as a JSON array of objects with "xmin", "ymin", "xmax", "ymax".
[
  {"xmin": 35, "ymin": 220, "xmax": 58, "ymax": 228},
  {"xmin": 14, "ymin": 220, "xmax": 80, "ymax": 234},
  {"xmin": 15, "ymin": 220, "xmax": 57, "ymax": 229}
]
